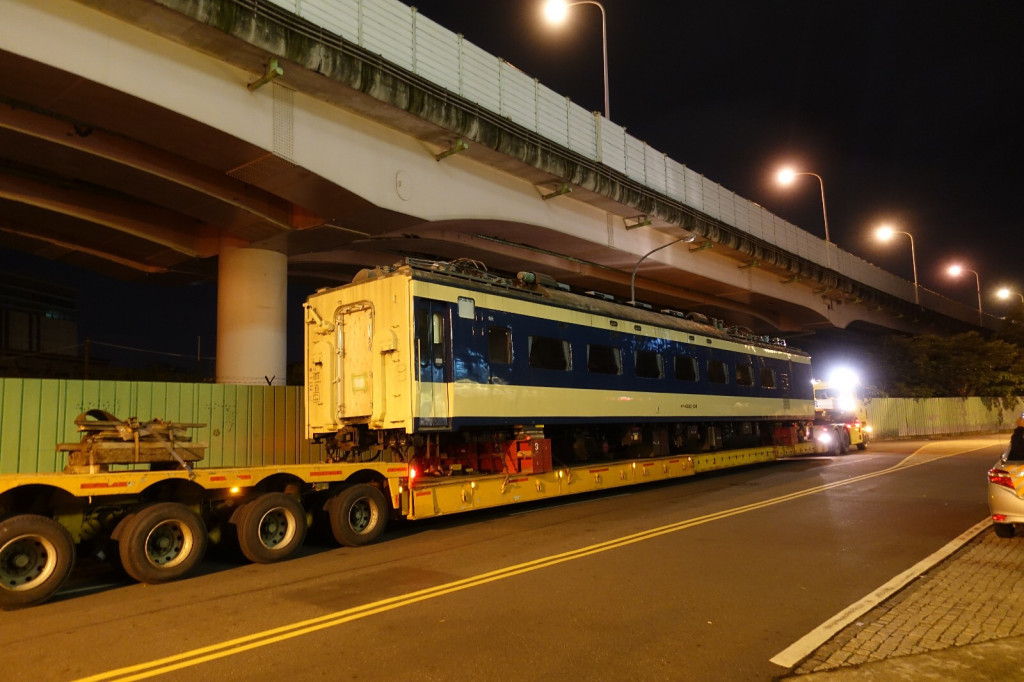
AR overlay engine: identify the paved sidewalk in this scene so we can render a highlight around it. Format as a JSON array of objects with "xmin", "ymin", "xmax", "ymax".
[{"xmin": 785, "ymin": 526, "xmax": 1024, "ymax": 680}]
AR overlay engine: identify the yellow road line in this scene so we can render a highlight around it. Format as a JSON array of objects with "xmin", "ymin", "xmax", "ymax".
[{"xmin": 77, "ymin": 443, "xmax": 988, "ymax": 681}]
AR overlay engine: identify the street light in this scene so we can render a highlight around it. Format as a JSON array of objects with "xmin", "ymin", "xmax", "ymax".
[
  {"xmin": 629, "ymin": 234, "xmax": 697, "ymax": 306},
  {"xmin": 542, "ymin": 0, "xmax": 610, "ymax": 119},
  {"xmin": 997, "ymin": 287, "xmax": 1024, "ymax": 304},
  {"xmin": 947, "ymin": 264, "xmax": 983, "ymax": 326},
  {"xmin": 875, "ymin": 224, "xmax": 919, "ymax": 305},
  {"xmin": 776, "ymin": 168, "xmax": 831, "ymax": 244}
]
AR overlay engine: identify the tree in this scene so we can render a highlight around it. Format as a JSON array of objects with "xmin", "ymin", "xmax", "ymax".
[{"xmin": 876, "ymin": 332, "xmax": 1023, "ymax": 398}]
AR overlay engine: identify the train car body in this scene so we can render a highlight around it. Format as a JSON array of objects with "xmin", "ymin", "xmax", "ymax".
[{"xmin": 305, "ymin": 259, "xmax": 815, "ymax": 465}]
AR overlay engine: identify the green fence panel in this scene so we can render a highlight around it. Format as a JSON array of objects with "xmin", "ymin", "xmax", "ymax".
[
  {"xmin": 866, "ymin": 397, "xmax": 1024, "ymax": 439},
  {"xmin": 0, "ymin": 379, "xmax": 314, "ymax": 474}
]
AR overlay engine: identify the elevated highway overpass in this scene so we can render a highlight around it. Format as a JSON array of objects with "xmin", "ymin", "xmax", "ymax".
[{"xmin": 0, "ymin": 0, "xmax": 992, "ymax": 383}]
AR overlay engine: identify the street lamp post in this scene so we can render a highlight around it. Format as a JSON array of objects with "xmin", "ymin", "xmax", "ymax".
[
  {"xmin": 997, "ymin": 287, "xmax": 1024, "ymax": 304},
  {"xmin": 629, "ymin": 234, "xmax": 697, "ymax": 306},
  {"xmin": 543, "ymin": 0, "xmax": 610, "ymax": 119},
  {"xmin": 875, "ymin": 225, "xmax": 919, "ymax": 305},
  {"xmin": 947, "ymin": 264, "xmax": 983, "ymax": 326},
  {"xmin": 776, "ymin": 168, "xmax": 831, "ymax": 268}
]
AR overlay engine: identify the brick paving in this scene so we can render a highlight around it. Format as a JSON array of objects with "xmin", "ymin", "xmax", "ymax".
[{"xmin": 791, "ymin": 527, "xmax": 1024, "ymax": 676}]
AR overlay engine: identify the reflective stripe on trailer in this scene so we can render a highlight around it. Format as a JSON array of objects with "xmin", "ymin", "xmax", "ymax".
[{"xmin": 80, "ymin": 481, "xmax": 128, "ymax": 490}]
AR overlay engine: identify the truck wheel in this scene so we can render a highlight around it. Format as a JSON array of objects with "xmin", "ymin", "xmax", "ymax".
[
  {"xmin": 236, "ymin": 493, "xmax": 307, "ymax": 563},
  {"xmin": 0, "ymin": 514, "xmax": 75, "ymax": 610},
  {"xmin": 327, "ymin": 484, "xmax": 388, "ymax": 547},
  {"xmin": 118, "ymin": 503, "xmax": 207, "ymax": 584},
  {"xmin": 824, "ymin": 430, "xmax": 840, "ymax": 456},
  {"xmin": 839, "ymin": 430, "xmax": 851, "ymax": 455},
  {"xmin": 856, "ymin": 442, "xmax": 867, "ymax": 451}
]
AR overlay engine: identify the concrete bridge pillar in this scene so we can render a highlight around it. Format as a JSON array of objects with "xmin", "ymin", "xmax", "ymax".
[{"xmin": 215, "ymin": 239, "xmax": 287, "ymax": 386}]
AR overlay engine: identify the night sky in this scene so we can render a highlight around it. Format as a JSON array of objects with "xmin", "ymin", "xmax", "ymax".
[
  {"xmin": 4, "ymin": 1, "xmax": 1023, "ymax": 375},
  {"xmin": 410, "ymin": 0, "xmax": 1024, "ymax": 307}
]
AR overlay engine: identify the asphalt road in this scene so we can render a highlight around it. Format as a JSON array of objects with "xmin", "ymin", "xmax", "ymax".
[{"xmin": 0, "ymin": 436, "xmax": 1003, "ymax": 681}]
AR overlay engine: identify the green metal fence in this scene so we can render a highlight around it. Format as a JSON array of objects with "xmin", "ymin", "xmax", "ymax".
[
  {"xmin": 1, "ymin": 378, "xmax": 1021, "ymax": 474},
  {"xmin": 865, "ymin": 397, "xmax": 1024, "ymax": 439},
  {"xmin": 0, "ymin": 378, "xmax": 314, "ymax": 474}
]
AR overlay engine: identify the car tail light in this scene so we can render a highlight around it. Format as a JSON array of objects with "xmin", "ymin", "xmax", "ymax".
[
  {"xmin": 993, "ymin": 514, "xmax": 1008, "ymax": 522},
  {"xmin": 988, "ymin": 468, "xmax": 1015, "ymax": 489}
]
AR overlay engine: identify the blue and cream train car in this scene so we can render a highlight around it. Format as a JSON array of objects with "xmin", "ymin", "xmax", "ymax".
[{"xmin": 304, "ymin": 259, "xmax": 815, "ymax": 471}]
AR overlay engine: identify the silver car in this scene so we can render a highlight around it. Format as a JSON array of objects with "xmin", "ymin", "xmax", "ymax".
[{"xmin": 988, "ymin": 434, "xmax": 1024, "ymax": 538}]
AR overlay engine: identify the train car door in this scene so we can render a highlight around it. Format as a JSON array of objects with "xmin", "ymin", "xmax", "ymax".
[
  {"xmin": 337, "ymin": 304, "xmax": 374, "ymax": 420},
  {"xmin": 415, "ymin": 300, "xmax": 452, "ymax": 428}
]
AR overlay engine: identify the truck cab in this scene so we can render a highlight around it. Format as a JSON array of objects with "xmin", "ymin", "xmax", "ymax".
[{"xmin": 811, "ymin": 377, "xmax": 871, "ymax": 454}]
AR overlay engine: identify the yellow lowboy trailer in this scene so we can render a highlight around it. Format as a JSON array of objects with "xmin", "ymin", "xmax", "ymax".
[
  {"xmin": 405, "ymin": 442, "xmax": 813, "ymax": 519},
  {"xmin": 0, "ymin": 451, "xmax": 412, "ymax": 610},
  {"xmin": 0, "ymin": 433, "xmax": 812, "ymax": 610}
]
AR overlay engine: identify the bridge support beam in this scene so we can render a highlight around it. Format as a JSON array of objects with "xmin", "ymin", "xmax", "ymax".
[{"xmin": 215, "ymin": 239, "xmax": 287, "ymax": 386}]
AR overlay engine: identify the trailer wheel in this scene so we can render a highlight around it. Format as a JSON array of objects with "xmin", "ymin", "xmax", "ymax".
[
  {"xmin": 327, "ymin": 484, "xmax": 388, "ymax": 547},
  {"xmin": 0, "ymin": 514, "xmax": 75, "ymax": 610},
  {"xmin": 236, "ymin": 493, "xmax": 307, "ymax": 563},
  {"xmin": 118, "ymin": 503, "xmax": 207, "ymax": 584}
]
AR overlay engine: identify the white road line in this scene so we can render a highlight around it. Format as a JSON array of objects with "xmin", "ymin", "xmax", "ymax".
[{"xmin": 769, "ymin": 516, "xmax": 993, "ymax": 669}]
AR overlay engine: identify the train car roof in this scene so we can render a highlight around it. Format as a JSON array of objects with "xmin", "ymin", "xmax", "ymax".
[{"xmin": 347, "ymin": 259, "xmax": 808, "ymax": 357}]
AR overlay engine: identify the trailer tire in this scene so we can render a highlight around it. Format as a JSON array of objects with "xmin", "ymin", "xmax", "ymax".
[
  {"xmin": 327, "ymin": 484, "xmax": 388, "ymax": 547},
  {"xmin": 236, "ymin": 493, "xmax": 307, "ymax": 563},
  {"xmin": 118, "ymin": 503, "xmax": 207, "ymax": 584},
  {"xmin": 0, "ymin": 514, "xmax": 75, "ymax": 610}
]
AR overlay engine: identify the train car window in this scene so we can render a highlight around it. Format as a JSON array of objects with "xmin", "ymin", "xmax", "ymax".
[
  {"xmin": 708, "ymin": 359, "xmax": 728, "ymax": 384},
  {"xmin": 457, "ymin": 296, "xmax": 475, "ymax": 319},
  {"xmin": 415, "ymin": 309, "xmax": 427, "ymax": 335},
  {"xmin": 588, "ymin": 344, "xmax": 621, "ymax": 375},
  {"xmin": 431, "ymin": 312, "xmax": 445, "ymax": 367},
  {"xmin": 674, "ymin": 355, "xmax": 699, "ymax": 382},
  {"xmin": 635, "ymin": 350, "xmax": 663, "ymax": 379},
  {"xmin": 760, "ymin": 367, "xmax": 777, "ymax": 389},
  {"xmin": 529, "ymin": 336, "xmax": 570, "ymax": 371},
  {"xmin": 736, "ymin": 363, "xmax": 753, "ymax": 387},
  {"xmin": 487, "ymin": 326, "xmax": 511, "ymax": 364},
  {"xmin": 415, "ymin": 309, "xmax": 428, "ymax": 366}
]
